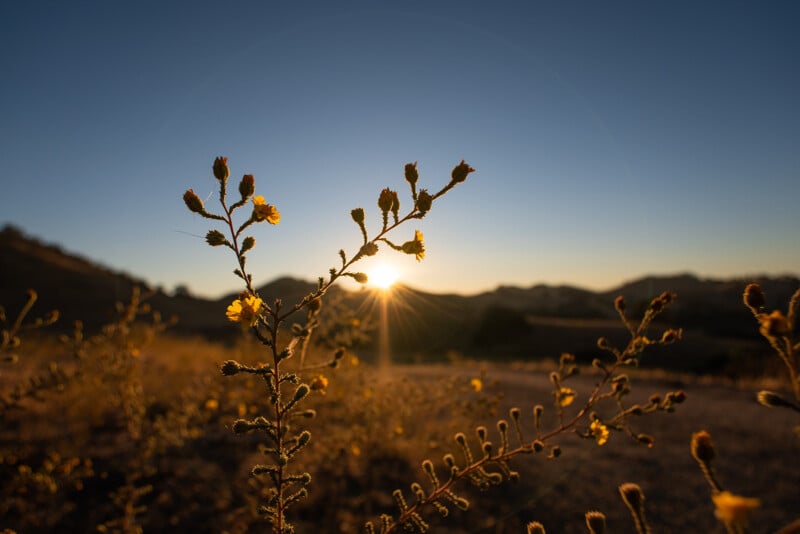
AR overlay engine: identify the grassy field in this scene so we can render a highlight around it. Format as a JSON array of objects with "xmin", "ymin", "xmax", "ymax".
[{"xmin": 2, "ymin": 326, "xmax": 797, "ymax": 533}]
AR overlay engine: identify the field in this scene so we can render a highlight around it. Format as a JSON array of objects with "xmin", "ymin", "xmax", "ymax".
[{"xmin": 2, "ymin": 325, "xmax": 798, "ymax": 533}]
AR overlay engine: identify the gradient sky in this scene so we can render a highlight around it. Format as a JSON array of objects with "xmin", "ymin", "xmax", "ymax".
[{"xmin": 2, "ymin": 2, "xmax": 798, "ymax": 299}]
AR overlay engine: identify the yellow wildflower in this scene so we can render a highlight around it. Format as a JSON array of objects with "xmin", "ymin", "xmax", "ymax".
[
  {"xmin": 204, "ymin": 399, "xmax": 219, "ymax": 411},
  {"xmin": 557, "ymin": 387, "xmax": 577, "ymax": 407},
  {"xmin": 309, "ymin": 374, "xmax": 329, "ymax": 394},
  {"xmin": 226, "ymin": 295, "xmax": 263, "ymax": 326},
  {"xmin": 470, "ymin": 378, "xmax": 483, "ymax": 393},
  {"xmin": 590, "ymin": 420, "xmax": 609, "ymax": 446},
  {"xmin": 350, "ymin": 443, "xmax": 362, "ymax": 457},
  {"xmin": 401, "ymin": 230, "xmax": 425, "ymax": 261},
  {"xmin": 253, "ymin": 195, "xmax": 281, "ymax": 224},
  {"xmin": 712, "ymin": 491, "xmax": 760, "ymax": 527}
]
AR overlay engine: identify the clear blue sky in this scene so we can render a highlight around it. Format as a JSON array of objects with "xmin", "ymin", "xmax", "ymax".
[{"xmin": 2, "ymin": 2, "xmax": 798, "ymax": 299}]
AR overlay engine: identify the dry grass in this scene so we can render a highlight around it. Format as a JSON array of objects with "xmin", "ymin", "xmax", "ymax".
[{"xmin": 3, "ymin": 330, "xmax": 797, "ymax": 533}]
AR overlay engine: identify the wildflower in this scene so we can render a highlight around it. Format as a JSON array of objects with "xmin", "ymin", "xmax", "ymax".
[
  {"xmin": 557, "ymin": 387, "xmax": 576, "ymax": 407},
  {"xmin": 226, "ymin": 294, "xmax": 263, "ymax": 326},
  {"xmin": 590, "ymin": 420, "xmax": 609, "ymax": 445},
  {"xmin": 350, "ymin": 443, "xmax": 362, "ymax": 457},
  {"xmin": 401, "ymin": 230, "xmax": 425, "ymax": 261},
  {"xmin": 309, "ymin": 375, "xmax": 329, "ymax": 394},
  {"xmin": 712, "ymin": 491, "xmax": 760, "ymax": 527},
  {"xmin": 253, "ymin": 196, "xmax": 281, "ymax": 224},
  {"xmin": 470, "ymin": 378, "xmax": 483, "ymax": 393},
  {"xmin": 759, "ymin": 310, "xmax": 791, "ymax": 337},
  {"xmin": 204, "ymin": 399, "xmax": 219, "ymax": 411}
]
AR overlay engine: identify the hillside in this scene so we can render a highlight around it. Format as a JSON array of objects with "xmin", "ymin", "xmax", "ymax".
[{"xmin": 2, "ymin": 225, "xmax": 797, "ymax": 375}]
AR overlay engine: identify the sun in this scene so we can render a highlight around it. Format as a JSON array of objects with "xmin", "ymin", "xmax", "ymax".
[{"xmin": 368, "ymin": 262, "xmax": 399, "ymax": 290}]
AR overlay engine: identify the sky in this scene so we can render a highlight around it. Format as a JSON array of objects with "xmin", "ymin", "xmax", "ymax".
[{"xmin": 1, "ymin": 1, "xmax": 798, "ymax": 299}]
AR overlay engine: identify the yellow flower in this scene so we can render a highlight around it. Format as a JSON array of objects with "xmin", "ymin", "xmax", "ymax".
[
  {"xmin": 470, "ymin": 378, "xmax": 483, "ymax": 393},
  {"xmin": 712, "ymin": 491, "xmax": 760, "ymax": 527},
  {"xmin": 309, "ymin": 374, "xmax": 329, "ymax": 394},
  {"xmin": 401, "ymin": 230, "xmax": 425, "ymax": 261},
  {"xmin": 557, "ymin": 387, "xmax": 577, "ymax": 407},
  {"xmin": 253, "ymin": 195, "xmax": 281, "ymax": 224},
  {"xmin": 590, "ymin": 420, "xmax": 609, "ymax": 446},
  {"xmin": 226, "ymin": 295, "xmax": 263, "ymax": 326},
  {"xmin": 204, "ymin": 399, "xmax": 219, "ymax": 411}
]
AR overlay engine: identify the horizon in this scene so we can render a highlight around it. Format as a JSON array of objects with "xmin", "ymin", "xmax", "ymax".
[
  {"xmin": 4, "ymin": 222, "xmax": 797, "ymax": 302},
  {"xmin": 2, "ymin": 2, "xmax": 799, "ymax": 299}
]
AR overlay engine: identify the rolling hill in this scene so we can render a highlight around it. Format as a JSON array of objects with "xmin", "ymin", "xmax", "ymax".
[{"xmin": 2, "ymin": 225, "xmax": 797, "ymax": 375}]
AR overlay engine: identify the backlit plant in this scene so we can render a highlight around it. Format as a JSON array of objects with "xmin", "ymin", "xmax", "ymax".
[{"xmin": 183, "ymin": 156, "xmax": 473, "ymax": 532}]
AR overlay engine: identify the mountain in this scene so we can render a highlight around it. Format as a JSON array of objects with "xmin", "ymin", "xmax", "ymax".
[{"xmin": 2, "ymin": 225, "xmax": 797, "ymax": 375}]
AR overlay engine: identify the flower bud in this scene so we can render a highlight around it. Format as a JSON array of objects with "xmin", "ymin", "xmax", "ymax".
[
  {"xmin": 743, "ymin": 283, "xmax": 766, "ymax": 312},
  {"xmin": 359, "ymin": 242, "xmax": 379, "ymax": 257},
  {"xmin": 691, "ymin": 430, "xmax": 715, "ymax": 463},
  {"xmin": 585, "ymin": 511, "xmax": 606, "ymax": 534},
  {"xmin": 660, "ymin": 328, "xmax": 682, "ymax": 344},
  {"xmin": 614, "ymin": 295, "xmax": 626, "ymax": 313},
  {"xmin": 183, "ymin": 189, "xmax": 204, "ymax": 213},
  {"xmin": 378, "ymin": 188, "xmax": 395, "ymax": 213},
  {"xmin": 241, "ymin": 236, "xmax": 255, "ymax": 253},
  {"xmin": 451, "ymin": 160, "xmax": 475, "ymax": 184},
  {"xmin": 416, "ymin": 189, "xmax": 433, "ymax": 213},
  {"xmin": 757, "ymin": 390, "xmax": 794, "ymax": 409},
  {"xmin": 307, "ymin": 297, "xmax": 322, "ymax": 313},
  {"xmin": 350, "ymin": 207, "xmax": 365, "ymax": 224},
  {"xmin": 220, "ymin": 360, "xmax": 241, "ymax": 376},
  {"xmin": 404, "ymin": 161, "xmax": 419, "ymax": 185},
  {"xmin": 239, "ymin": 174, "xmax": 255, "ymax": 199},
  {"xmin": 213, "ymin": 156, "xmax": 230, "ymax": 182},
  {"xmin": 759, "ymin": 310, "xmax": 791, "ymax": 337},
  {"xmin": 353, "ymin": 272, "xmax": 368, "ymax": 284},
  {"xmin": 205, "ymin": 229, "xmax": 227, "ymax": 247}
]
